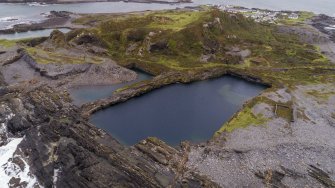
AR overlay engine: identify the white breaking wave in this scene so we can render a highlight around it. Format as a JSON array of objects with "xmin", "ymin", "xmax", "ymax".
[
  {"xmin": 28, "ymin": 2, "xmax": 48, "ymax": 7},
  {"xmin": 1, "ymin": 20, "xmax": 37, "ymax": 30},
  {"xmin": 0, "ymin": 16, "xmax": 21, "ymax": 22},
  {"xmin": 0, "ymin": 108, "xmax": 42, "ymax": 188},
  {"xmin": 0, "ymin": 138, "xmax": 41, "ymax": 188},
  {"xmin": 53, "ymin": 168, "xmax": 61, "ymax": 187},
  {"xmin": 325, "ymin": 25, "xmax": 335, "ymax": 30}
]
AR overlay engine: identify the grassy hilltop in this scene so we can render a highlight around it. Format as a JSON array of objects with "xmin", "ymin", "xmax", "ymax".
[{"xmin": 72, "ymin": 8, "xmax": 331, "ymax": 76}]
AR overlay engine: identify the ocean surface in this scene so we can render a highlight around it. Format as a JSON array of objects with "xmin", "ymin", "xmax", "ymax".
[{"xmin": 0, "ymin": 0, "xmax": 334, "ymax": 30}]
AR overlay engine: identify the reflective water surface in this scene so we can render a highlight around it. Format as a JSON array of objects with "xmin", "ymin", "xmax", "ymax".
[
  {"xmin": 0, "ymin": 28, "xmax": 71, "ymax": 40},
  {"xmin": 91, "ymin": 76, "xmax": 267, "ymax": 146}
]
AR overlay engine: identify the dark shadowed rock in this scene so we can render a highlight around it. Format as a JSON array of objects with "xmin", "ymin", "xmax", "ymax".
[
  {"xmin": 50, "ymin": 30, "xmax": 67, "ymax": 46},
  {"xmin": 127, "ymin": 28, "xmax": 148, "ymax": 42},
  {"xmin": 73, "ymin": 33, "xmax": 107, "ymax": 48},
  {"xmin": 7, "ymin": 115, "xmax": 32, "ymax": 133},
  {"xmin": 149, "ymin": 40, "xmax": 168, "ymax": 52}
]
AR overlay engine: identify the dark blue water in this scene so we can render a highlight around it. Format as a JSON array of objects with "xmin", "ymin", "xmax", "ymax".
[
  {"xmin": 69, "ymin": 70, "xmax": 152, "ymax": 105},
  {"xmin": 91, "ymin": 76, "xmax": 266, "ymax": 146}
]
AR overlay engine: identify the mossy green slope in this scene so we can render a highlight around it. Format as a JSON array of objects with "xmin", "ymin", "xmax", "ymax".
[{"xmin": 88, "ymin": 9, "xmax": 329, "ymax": 71}]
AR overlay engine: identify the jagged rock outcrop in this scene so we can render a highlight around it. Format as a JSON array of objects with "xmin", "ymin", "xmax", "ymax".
[
  {"xmin": 0, "ymin": 84, "xmax": 219, "ymax": 187},
  {"xmin": 312, "ymin": 14, "xmax": 335, "ymax": 42}
]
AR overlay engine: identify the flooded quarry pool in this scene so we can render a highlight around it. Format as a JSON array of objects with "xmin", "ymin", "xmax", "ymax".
[
  {"xmin": 91, "ymin": 76, "xmax": 267, "ymax": 146},
  {"xmin": 69, "ymin": 69, "xmax": 152, "ymax": 105},
  {"xmin": 0, "ymin": 28, "xmax": 71, "ymax": 40}
]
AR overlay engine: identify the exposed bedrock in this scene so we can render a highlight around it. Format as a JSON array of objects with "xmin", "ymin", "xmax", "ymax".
[
  {"xmin": 0, "ymin": 47, "xmax": 137, "ymax": 88},
  {"xmin": 311, "ymin": 14, "xmax": 335, "ymax": 42},
  {"xmin": 0, "ymin": 85, "xmax": 218, "ymax": 187}
]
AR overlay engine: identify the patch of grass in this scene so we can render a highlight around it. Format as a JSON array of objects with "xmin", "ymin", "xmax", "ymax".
[
  {"xmin": 312, "ymin": 45, "xmax": 330, "ymax": 64},
  {"xmin": 0, "ymin": 39, "xmax": 17, "ymax": 48},
  {"xmin": 245, "ymin": 57, "xmax": 270, "ymax": 67},
  {"xmin": 279, "ymin": 11, "xmax": 315, "ymax": 25},
  {"xmin": 26, "ymin": 47, "xmax": 104, "ymax": 64},
  {"xmin": 59, "ymin": 116, "xmax": 72, "ymax": 125},
  {"xmin": 305, "ymin": 89, "xmax": 335, "ymax": 102},
  {"xmin": 74, "ymin": 12, "xmax": 148, "ymax": 26},
  {"xmin": 215, "ymin": 107, "xmax": 267, "ymax": 134},
  {"xmin": 73, "ymin": 14, "xmax": 112, "ymax": 25},
  {"xmin": 276, "ymin": 105, "xmax": 293, "ymax": 121},
  {"xmin": 155, "ymin": 58, "xmax": 187, "ymax": 70},
  {"xmin": 298, "ymin": 11, "xmax": 315, "ymax": 21},
  {"xmin": 148, "ymin": 10, "xmax": 207, "ymax": 31}
]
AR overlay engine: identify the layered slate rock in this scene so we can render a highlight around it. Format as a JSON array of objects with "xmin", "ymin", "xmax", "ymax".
[{"xmin": 1, "ymin": 85, "xmax": 219, "ymax": 187}]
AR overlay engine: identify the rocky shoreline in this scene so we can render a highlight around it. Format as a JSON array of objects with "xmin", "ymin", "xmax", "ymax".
[
  {"xmin": 0, "ymin": 11, "xmax": 78, "ymax": 34},
  {"xmin": 0, "ymin": 6, "xmax": 335, "ymax": 188},
  {"xmin": 0, "ymin": 0, "xmax": 191, "ymax": 4}
]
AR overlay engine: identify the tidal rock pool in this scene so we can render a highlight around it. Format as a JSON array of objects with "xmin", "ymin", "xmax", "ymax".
[{"xmin": 91, "ymin": 76, "xmax": 267, "ymax": 146}]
